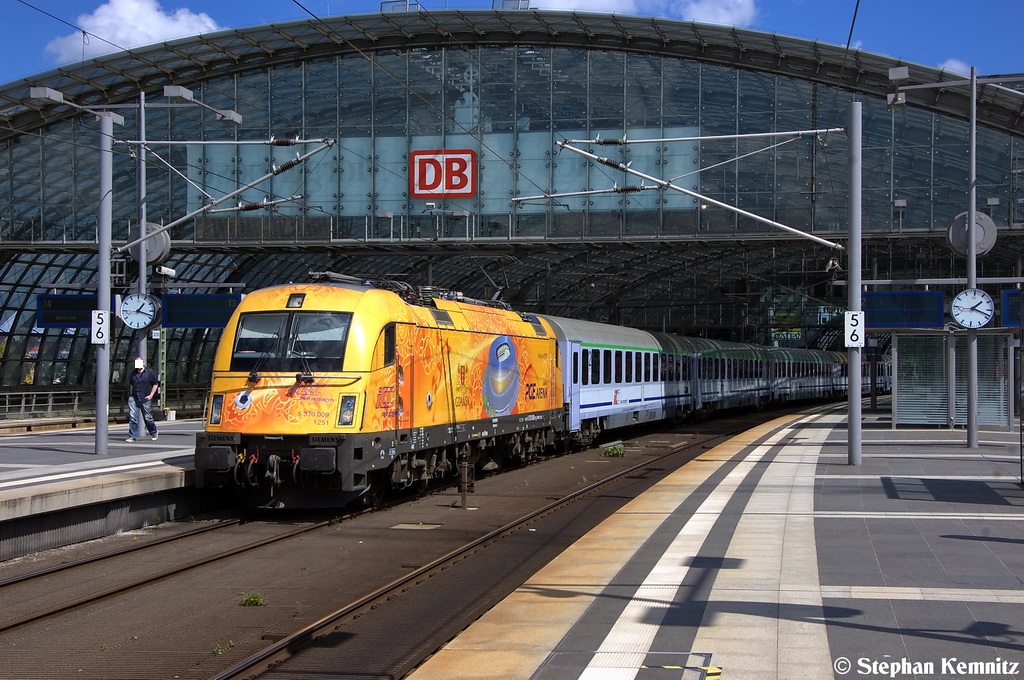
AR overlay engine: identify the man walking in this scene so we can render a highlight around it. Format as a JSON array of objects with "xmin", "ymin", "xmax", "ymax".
[{"xmin": 126, "ymin": 356, "xmax": 160, "ymax": 442}]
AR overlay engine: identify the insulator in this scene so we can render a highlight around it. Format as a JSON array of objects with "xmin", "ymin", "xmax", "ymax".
[
  {"xmin": 594, "ymin": 138, "xmax": 625, "ymax": 145},
  {"xmin": 238, "ymin": 201, "xmax": 264, "ymax": 211},
  {"xmin": 271, "ymin": 137, "xmax": 297, "ymax": 146},
  {"xmin": 616, "ymin": 185, "xmax": 645, "ymax": 193},
  {"xmin": 596, "ymin": 156, "xmax": 624, "ymax": 170},
  {"xmin": 273, "ymin": 158, "xmax": 301, "ymax": 174}
]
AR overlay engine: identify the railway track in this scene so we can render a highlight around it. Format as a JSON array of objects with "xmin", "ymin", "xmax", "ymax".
[
  {"xmin": 0, "ymin": 516, "xmax": 338, "ymax": 635},
  {"xmin": 214, "ymin": 414, "xmax": 769, "ymax": 679},
  {"xmin": 0, "ymin": 407, "xmax": 808, "ymax": 679}
]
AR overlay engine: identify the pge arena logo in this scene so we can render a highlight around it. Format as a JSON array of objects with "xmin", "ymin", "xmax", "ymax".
[{"xmin": 410, "ymin": 149, "xmax": 477, "ymax": 199}]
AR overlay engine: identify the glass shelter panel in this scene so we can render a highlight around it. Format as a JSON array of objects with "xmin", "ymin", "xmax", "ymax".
[{"xmin": 894, "ymin": 334, "xmax": 949, "ymax": 426}]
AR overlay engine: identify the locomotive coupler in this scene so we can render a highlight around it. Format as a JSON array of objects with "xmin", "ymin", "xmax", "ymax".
[{"xmin": 266, "ymin": 454, "xmax": 283, "ymax": 485}]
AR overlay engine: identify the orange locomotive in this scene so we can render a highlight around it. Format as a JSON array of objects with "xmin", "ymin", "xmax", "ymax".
[{"xmin": 195, "ymin": 273, "xmax": 564, "ymax": 508}]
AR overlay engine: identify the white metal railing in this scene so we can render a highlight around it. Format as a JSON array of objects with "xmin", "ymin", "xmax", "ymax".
[{"xmin": 0, "ymin": 387, "xmax": 207, "ymax": 422}]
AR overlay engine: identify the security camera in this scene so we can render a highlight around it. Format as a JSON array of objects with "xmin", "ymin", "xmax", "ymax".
[{"xmin": 155, "ymin": 265, "xmax": 176, "ymax": 278}]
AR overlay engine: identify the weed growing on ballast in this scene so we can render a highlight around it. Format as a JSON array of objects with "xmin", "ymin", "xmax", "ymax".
[{"xmin": 239, "ymin": 592, "xmax": 267, "ymax": 607}]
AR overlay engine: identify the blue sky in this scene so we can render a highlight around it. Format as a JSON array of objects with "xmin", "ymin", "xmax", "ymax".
[{"xmin": 4, "ymin": 0, "xmax": 1022, "ymax": 87}]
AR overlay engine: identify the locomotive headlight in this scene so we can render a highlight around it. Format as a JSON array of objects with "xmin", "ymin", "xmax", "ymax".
[
  {"xmin": 338, "ymin": 394, "xmax": 357, "ymax": 426},
  {"xmin": 210, "ymin": 394, "xmax": 224, "ymax": 425}
]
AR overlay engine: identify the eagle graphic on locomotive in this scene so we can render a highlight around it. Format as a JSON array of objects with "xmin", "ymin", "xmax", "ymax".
[{"xmin": 195, "ymin": 272, "xmax": 885, "ymax": 508}]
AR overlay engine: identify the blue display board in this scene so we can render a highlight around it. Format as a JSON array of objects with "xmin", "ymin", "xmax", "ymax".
[
  {"xmin": 861, "ymin": 291, "xmax": 945, "ymax": 329},
  {"xmin": 36, "ymin": 294, "xmax": 97, "ymax": 328},
  {"xmin": 1002, "ymin": 290, "xmax": 1021, "ymax": 328},
  {"xmin": 162, "ymin": 294, "xmax": 242, "ymax": 328}
]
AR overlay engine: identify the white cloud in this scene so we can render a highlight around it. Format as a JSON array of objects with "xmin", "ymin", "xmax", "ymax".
[
  {"xmin": 674, "ymin": 0, "xmax": 757, "ymax": 26},
  {"xmin": 938, "ymin": 58, "xmax": 970, "ymax": 76},
  {"xmin": 45, "ymin": 0, "xmax": 220, "ymax": 65},
  {"xmin": 531, "ymin": 0, "xmax": 756, "ymax": 25},
  {"xmin": 533, "ymin": 0, "xmax": 642, "ymax": 13}
]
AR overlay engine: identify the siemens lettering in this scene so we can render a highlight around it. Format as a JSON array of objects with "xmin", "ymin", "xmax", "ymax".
[{"xmin": 410, "ymin": 150, "xmax": 477, "ymax": 198}]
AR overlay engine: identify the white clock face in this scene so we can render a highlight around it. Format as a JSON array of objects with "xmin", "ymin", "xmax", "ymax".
[
  {"xmin": 120, "ymin": 294, "xmax": 160, "ymax": 330},
  {"xmin": 951, "ymin": 288, "xmax": 994, "ymax": 329}
]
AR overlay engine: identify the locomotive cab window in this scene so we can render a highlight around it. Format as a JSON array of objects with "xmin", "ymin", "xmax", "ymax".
[{"xmin": 231, "ymin": 311, "xmax": 352, "ymax": 373}]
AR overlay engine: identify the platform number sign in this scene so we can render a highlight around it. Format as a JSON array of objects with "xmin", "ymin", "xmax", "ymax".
[
  {"xmin": 844, "ymin": 311, "xmax": 865, "ymax": 348},
  {"xmin": 90, "ymin": 309, "xmax": 109, "ymax": 345}
]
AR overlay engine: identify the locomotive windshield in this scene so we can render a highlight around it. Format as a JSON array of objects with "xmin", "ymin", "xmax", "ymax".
[{"xmin": 230, "ymin": 311, "xmax": 352, "ymax": 373}]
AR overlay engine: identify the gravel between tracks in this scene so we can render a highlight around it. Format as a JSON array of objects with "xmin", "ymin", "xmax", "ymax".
[{"xmin": 0, "ymin": 420, "xmax": 749, "ymax": 680}]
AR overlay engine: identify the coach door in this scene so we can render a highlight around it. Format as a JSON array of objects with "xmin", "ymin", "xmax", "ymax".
[{"xmin": 564, "ymin": 341, "xmax": 581, "ymax": 431}]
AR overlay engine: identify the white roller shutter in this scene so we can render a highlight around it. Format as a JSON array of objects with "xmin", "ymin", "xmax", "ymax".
[{"xmin": 894, "ymin": 334, "xmax": 949, "ymax": 426}]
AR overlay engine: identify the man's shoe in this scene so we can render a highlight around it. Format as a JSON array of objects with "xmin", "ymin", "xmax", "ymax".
[
  {"xmin": 151, "ymin": 434, "xmax": 159, "ymax": 441},
  {"xmin": 125, "ymin": 437, "xmax": 136, "ymax": 442}
]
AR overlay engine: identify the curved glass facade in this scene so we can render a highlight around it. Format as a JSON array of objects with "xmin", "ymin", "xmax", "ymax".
[{"xmin": 0, "ymin": 16, "xmax": 1021, "ymax": 399}]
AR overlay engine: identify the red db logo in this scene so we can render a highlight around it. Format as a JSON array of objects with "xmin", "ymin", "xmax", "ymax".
[{"xmin": 410, "ymin": 149, "xmax": 477, "ymax": 199}]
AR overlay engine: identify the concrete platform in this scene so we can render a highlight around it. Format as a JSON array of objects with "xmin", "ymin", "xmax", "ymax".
[
  {"xmin": 408, "ymin": 405, "xmax": 1024, "ymax": 680},
  {"xmin": 0, "ymin": 419, "xmax": 214, "ymax": 560}
]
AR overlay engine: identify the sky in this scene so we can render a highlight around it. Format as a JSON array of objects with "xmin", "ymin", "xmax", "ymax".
[{"xmin": 3, "ymin": 0, "xmax": 1022, "ymax": 87}]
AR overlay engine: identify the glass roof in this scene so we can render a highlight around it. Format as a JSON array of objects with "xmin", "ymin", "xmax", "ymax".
[{"xmin": 3, "ymin": 10, "xmax": 1023, "ymax": 141}]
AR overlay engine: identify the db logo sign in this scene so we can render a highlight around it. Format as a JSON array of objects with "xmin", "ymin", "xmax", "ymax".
[{"xmin": 410, "ymin": 149, "xmax": 477, "ymax": 199}]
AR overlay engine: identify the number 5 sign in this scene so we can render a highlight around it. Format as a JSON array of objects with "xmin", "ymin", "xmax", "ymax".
[{"xmin": 844, "ymin": 311, "xmax": 865, "ymax": 348}]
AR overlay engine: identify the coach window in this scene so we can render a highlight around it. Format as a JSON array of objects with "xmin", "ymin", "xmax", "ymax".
[
  {"xmin": 625, "ymin": 351, "xmax": 633, "ymax": 382},
  {"xmin": 615, "ymin": 350, "xmax": 623, "ymax": 383},
  {"xmin": 644, "ymin": 353, "xmax": 651, "ymax": 382},
  {"xmin": 603, "ymin": 350, "xmax": 612, "ymax": 384},
  {"xmin": 653, "ymin": 353, "xmax": 660, "ymax": 381},
  {"xmin": 635, "ymin": 352, "xmax": 642, "ymax": 382},
  {"xmin": 574, "ymin": 350, "xmax": 580, "ymax": 385}
]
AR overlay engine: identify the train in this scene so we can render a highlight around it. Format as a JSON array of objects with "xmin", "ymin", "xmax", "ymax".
[{"xmin": 194, "ymin": 272, "xmax": 889, "ymax": 508}]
